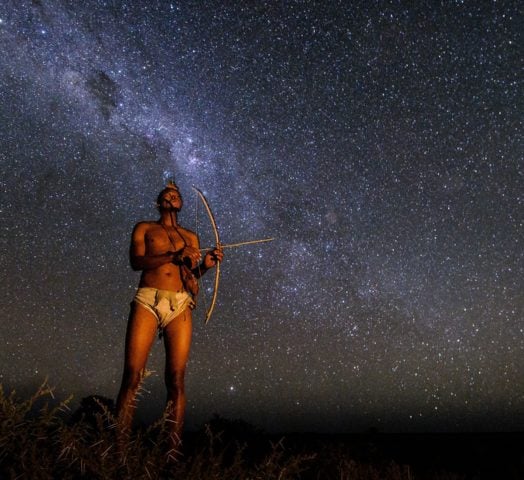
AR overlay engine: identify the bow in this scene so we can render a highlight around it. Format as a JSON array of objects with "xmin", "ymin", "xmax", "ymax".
[{"xmin": 192, "ymin": 186, "xmax": 221, "ymax": 324}]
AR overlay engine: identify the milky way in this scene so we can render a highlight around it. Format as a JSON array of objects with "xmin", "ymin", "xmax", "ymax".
[{"xmin": 0, "ymin": 0, "xmax": 522, "ymax": 433}]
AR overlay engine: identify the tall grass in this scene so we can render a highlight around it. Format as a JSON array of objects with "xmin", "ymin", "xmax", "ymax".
[
  {"xmin": 0, "ymin": 381, "xmax": 473, "ymax": 479},
  {"xmin": 0, "ymin": 381, "xmax": 316, "ymax": 479}
]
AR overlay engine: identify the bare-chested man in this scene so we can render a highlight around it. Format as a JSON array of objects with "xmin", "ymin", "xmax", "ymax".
[{"xmin": 116, "ymin": 182, "xmax": 223, "ymax": 450}]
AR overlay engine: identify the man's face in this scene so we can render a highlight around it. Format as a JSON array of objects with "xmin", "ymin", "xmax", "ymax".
[{"xmin": 159, "ymin": 187, "xmax": 183, "ymax": 211}]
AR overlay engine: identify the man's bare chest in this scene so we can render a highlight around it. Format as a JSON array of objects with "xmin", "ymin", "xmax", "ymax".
[{"xmin": 145, "ymin": 224, "xmax": 190, "ymax": 253}]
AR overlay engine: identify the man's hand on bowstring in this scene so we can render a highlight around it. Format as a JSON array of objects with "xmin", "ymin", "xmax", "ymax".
[{"xmin": 172, "ymin": 246, "xmax": 202, "ymax": 269}]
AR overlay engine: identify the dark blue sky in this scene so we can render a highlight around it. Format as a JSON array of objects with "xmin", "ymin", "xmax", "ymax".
[{"xmin": 0, "ymin": 0, "xmax": 522, "ymax": 433}]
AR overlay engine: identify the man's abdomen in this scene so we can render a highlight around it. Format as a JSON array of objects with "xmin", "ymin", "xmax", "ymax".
[{"xmin": 139, "ymin": 264, "xmax": 184, "ymax": 292}]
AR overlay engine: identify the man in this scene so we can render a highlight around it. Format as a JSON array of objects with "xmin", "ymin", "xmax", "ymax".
[{"xmin": 116, "ymin": 182, "xmax": 223, "ymax": 451}]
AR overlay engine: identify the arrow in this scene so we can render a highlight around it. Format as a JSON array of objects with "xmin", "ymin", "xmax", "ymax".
[{"xmin": 200, "ymin": 237, "xmax": 274, "ymax": 251}]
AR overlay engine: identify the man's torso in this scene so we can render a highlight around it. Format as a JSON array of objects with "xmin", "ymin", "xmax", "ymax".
[{"xmin": 138, "ymin": 222, "xmax": 197, "ymax": 292}]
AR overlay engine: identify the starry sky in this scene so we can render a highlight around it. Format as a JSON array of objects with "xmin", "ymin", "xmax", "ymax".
[{"xmin": 0, "ymin": 0, "xmax": 522, "ymax": 433}]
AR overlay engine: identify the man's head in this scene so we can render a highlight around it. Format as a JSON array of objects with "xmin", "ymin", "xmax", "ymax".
[{"xmin": 156, "ymin": 182, "xmax": 183, "ymax": 212}]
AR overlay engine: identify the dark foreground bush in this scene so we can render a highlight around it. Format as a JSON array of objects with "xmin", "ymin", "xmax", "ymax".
[{"xmin": 2, "ymin": 382, "xmax": 521, "ymax": 479}]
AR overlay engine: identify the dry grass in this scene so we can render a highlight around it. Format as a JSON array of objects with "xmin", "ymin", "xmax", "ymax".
[
  {"xmin": 0, "ymin": 380, "xmax": 316, "ymax": 479},
  {"xmin": 3, "ymin": 381, "xmax": 513, "ymax": 479}
]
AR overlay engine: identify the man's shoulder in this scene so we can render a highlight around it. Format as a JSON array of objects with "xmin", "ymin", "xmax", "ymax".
[
  {"xmin": 176, "ymin": 226, "xmax": 198, "ymax": 243},
  {"xmin": 177, "ymin": 225, "xmax": 197, "ymax": 236},
  {"xmin": 133, "ymin": 221, "xmax": 158, "ymax": 232},
  {"xmin": 134, "ymin": 220, "xmax": 158, "ymax": 226}
]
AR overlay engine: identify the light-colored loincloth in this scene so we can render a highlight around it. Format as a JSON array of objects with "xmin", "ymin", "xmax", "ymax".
[{"xmin": 133, "ymin": 287, "xmax": 195, "ymax": 331}]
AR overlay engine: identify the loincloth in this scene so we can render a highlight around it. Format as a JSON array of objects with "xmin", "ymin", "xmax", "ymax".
[{"xmin": 133, "ymin": 287, "xmax": 195, "ymax": 332}]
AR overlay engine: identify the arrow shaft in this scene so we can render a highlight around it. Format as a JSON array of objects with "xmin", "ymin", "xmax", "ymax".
[{"xmin": 200, "ymin": 237, "xmax": 274, "ymax": 251}]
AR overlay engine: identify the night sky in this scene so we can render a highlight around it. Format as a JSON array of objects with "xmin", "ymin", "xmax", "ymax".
[{"xmin": 0, "ymin": 0, "xmax": 522, "ymax": 433}]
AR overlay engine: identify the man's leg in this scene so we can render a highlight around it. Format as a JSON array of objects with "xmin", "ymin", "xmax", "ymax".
[
  {"xmin": 162, "ymin": 307, "xmax": 192, "ymax": 451},
  {"xmin": 116, "ymin": 303, "xmax": 158, "ymax": 435}
]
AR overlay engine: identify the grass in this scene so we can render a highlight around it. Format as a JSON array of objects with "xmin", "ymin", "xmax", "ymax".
[{"xmin": 1, "ymin": 381, "xmax": 521, "ymax": 479}]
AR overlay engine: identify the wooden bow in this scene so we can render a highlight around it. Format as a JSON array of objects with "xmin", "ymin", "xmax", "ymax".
[{"xmin": 192, "ymin": 186, "xmax": 221, "ymax": 324}]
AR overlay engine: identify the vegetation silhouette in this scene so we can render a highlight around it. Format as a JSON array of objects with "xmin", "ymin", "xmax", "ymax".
[
  {"xmin": 1, "ymin": 381, "xmax": 522, "ymax": 479},
  {"xmin": 70, "ymin": 394, "xmax": 115, "ymax": 427}
]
